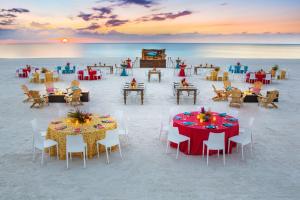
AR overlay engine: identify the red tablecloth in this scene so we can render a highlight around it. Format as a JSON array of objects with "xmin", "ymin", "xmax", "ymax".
[
  {"xmin": 77, "ymin": 70, "xmax": 100, "ymax": 80},
  {"xmin": 18, "ymin": 68, "xmax": 30, "ymax": 78},
  {"xmin": 245, "ymin": 72, "xmax": 269, "ymax": 83},
  {"xmin": 172, "ymin": 112, "xmax": 239, "ymax": 155},
  {"xmin": 178, "ymin": 68, "xmax": 186, "ymax": 77}
]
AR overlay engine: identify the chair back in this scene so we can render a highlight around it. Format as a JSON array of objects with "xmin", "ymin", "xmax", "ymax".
[
  {"xmin": 71, "ymin": 80, "xmax": 80, "ymax": 87},
  {"xmin": 265, "ymin": 73, "xmax": 271, "ymax": 80},
  {"xmin": 71, "ymin": 89, "xmax": 82, "ymax": 101},
  {"xmin": 105, "ymin": 130, "xmax": 120, "ymax": 144},
  {"xmin": 21, "ymin": 84, "xmax": 29, "ymax": 93},
  {"xmin": 223, "ymin": 81, "xmax": 231, "ymax": 89},
  {"xmin": 66, "ymin": 134, "xmax": 85, "ymax": 152},
  {"xmin": 266, "ymin": 90, "xmax": 279, "ymax": 102},
  {"xmin": 253, "ymin": 81, "xmax": 263, "ymax": 89},
  {"xmin": 280, "ymin": 70, "xmax": 286, "ymax": 79},
  {"xmin": 208, "ymin": 132, "xmax": 225, "ymax": 147},
  {"xmin": 248, "ymin": 117, "xmax": 255, "ymax": 127},
  {"xmin": 249, "ymin": 73, "xmax": 256, "ymax": 79},
  {"xmin": 45, "ymin": 72, "xmax": 53, "ymax": 82},
  {"xmin": 231, "ymin": 88, "xmax": 242, "ymax": 98},
  {"xmin": 29, "ymin": 90, "xmax": 42, "ymax": 102}
]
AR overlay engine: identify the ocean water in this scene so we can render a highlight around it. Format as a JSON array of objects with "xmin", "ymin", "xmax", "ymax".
[{"xmin": 0, "ymin": 43, "xmax": 299, "ymax": 59}]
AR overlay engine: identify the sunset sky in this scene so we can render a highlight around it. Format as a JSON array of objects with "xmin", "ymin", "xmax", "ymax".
[{"xmin": 0, "ymin": 0, "xmax": 300, "ymax": 43}]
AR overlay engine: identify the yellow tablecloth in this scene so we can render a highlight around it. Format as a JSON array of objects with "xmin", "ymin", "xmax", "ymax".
[{"xmin": 46, "ymin": 115, "xmax": 117, "ymax": 160}]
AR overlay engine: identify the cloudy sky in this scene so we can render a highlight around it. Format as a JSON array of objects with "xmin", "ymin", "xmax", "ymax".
[{"xmin": 0, "ymin": 0, "xmax": 300, "ymax": 43}]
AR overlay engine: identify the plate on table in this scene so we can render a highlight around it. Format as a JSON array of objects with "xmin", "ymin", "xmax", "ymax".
[
  {"xmin": 205, "ymin": 125, "xmax": 216, "ymax": 129},
  {"xmin": 174, "ymin": 116, "xmax": 182, "ymax": 120},
  {"xmin": 99, "ymin": 115, "xmax": 110, "ymax": 118},
  {"xmin": 51, "ymin": 120, "xmax": 63, "ymax": 124},
  {"xmin": 227, "ymin": 118, "xmax": 238, "ymax": 122},
  {"xmin": 183, "ymin": 112, "xmax": 192, "ymax": 116},
  {"xmin": 219, "ymin": 113, "xmax": 227, "ymax": 117},
  {"xmin": 101, "ymin": 120, "xmax": 114, "ymax": 123},
  {"xmin": 183, "ymin": 121, "xmax": 194, "ymax": 126},
  {"xmin": 94, "ymin": 124, "xmax": 105, "ymax": 129},
  {"xmin": 223, "ymin": 123, "xmax": 233, "ymax": 127},
  {"xmin": 55, "ymin": 125, "xmax": 67, "ymax": 130}
]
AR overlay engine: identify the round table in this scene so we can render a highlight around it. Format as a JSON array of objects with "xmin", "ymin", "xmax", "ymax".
[
  {"xmin": 172, "ymin": 112, "xmax": 239, "ymax": 155},
  {"xmin": 46, "ymin": 115, "xmax": 117, "ymax": 160}
]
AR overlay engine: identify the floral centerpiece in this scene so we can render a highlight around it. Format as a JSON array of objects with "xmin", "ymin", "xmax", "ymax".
[
  {"xmin": 181, "ymin": 78, "xmax": 189, "ymax": 87},
  {"xmin": 68, "ymin": 109, "xmax": 92, "ymax": 124},
  {"xmin": 272, "ymin": 64, "xmax": 279, "ymax": 71},
  {"xmin": 197, "ymin": 107, "xmax": 212, "ymax": 122},
  {"xmin": 41, "ymin": 67, "xmax": 48, "ymax": 73}
]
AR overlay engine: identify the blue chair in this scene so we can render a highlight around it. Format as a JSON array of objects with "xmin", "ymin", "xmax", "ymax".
[
  {"xmin": 229, "ymin": 66, "xmax": 233, "ymax": 73},
  {"xmin": 56, "ymin": 66, "xmax": 62, "ymax": 73},
  {"xmin": 234, "ymin": 65, "xmax": 241, "ymax": 73},
  {"xmin": 243, "ymin": 66, "xmax": 248, "ymax": 73}
]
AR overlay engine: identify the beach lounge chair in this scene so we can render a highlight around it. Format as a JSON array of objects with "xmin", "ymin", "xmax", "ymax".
[
  {"xmin": 64, "ymin": 89, "xmax": 82, "ymax": 106},
  {"xmin": 21, "ymin": 84, "xmax": 32, "ymax": 102},
  {"xmin": 257, "ymin": 90, "xmax": 279, "ymax": 109},
  {"xmin": 278, "ymin": 70, "xmax": 286, "ymax": 80},
  {"xmin": 212, "ymin": 85, "xmax": 228, "ymax": 101},
  {"xmin": 29, "ymin": 90, "xmax": 49, "ymax": 108},
  {"xmin": 229, "ymin": 88, "xmax": 243, "ymax": 108}
]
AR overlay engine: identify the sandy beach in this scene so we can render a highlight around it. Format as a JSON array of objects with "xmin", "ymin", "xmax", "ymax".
[{"xmin": 0, "ymin": 57, "xmax": 299, "ymax": 200}]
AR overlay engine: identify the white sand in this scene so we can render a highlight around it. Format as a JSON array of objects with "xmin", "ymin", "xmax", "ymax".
[{"xmin": 0, "ymin": 58, "xmax": 299, "ymax": 200}]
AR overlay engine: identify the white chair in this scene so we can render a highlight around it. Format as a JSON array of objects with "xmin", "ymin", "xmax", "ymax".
[
  {"xmin": 83, "ymin": 70, "xmax": 89, "ymax": 80},
  {"xmin": 31, "ymin": 119, "xmax": 47, "ymax": 137},
  {"xmin": 263, "ymin": 73, "xmax": 271, "ymax": 84},
  {"xmin": 96, "ymin": 70, "xmax": 102, "ymax": 80},
  {"xmin": 96, "ymin": 130, "xmax": 122, "ymax": 164},
  {"xmin": 32, "ymin": 130, "xmax": 58, "ymax": 165},
  {"xmin": 249, "ymin": 73, "xmax": 256, "ymax": 83},
  {"xmin": 166, "ymin": 127, "xmax": 190, "ymax": 159},
  {"xmin": 228, "ymin": 117, "xmax": 254, "ymax": 160},
  {"xmin": 159, "ymin": 115, "xmax": 171, "ymax": 140},
  {"xmin": 66, "ymin": 135, "xmax": 87, "ymax": 168},
  {"xmin": 202, "ymin": 132, "xmax": 226, "ymax": 165},
  {"xmin": 117, "ymin": 116, "xmax": 129, "ymax": 144}
]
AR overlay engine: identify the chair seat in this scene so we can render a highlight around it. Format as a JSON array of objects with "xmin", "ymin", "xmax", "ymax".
[
  {"xmin": 97, "ymin": 139, "xmax": 118, "ymax": 148},
  {"xmin": 229, "ymin": 135, "xmax": 251, "ymax": 145},
  {"xmin": 168, "ymin": 133, "xmax": 189, "ymax": 144},
  {"xmin": 203, "ymin": 140, "xmax": 224, "ymax": 150},
  {"xmin": 117, "ymin": 128, "xmax": 127, "ymax": 135},
  {"xmin": 35, "ymin": 139, "xmax": 57, "ymax": 149},
  {"xmin": 67, "ymin": 143, "xmax": 87, "ymax": 153}
]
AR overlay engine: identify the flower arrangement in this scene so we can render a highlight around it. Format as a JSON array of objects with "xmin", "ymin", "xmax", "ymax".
[
  {"xmin": 181, "ymin": 78, "xmax": 189, "ymax": 87},
  {"xmin": 272, "ymin": 64, "xmax": 279, "ymax": 71},
  {"xmin": 41, "ymin": 67, "xmax": 48, "ymax": 73},
  {"xmin": 68, "ymin": 109, "xmax": 92, "ymax": 124},
  {"xmin": 197, "ymin": 107, "xmax": 212, "ymax": 122},
  {"xmin": 130, "ymin": 78, "xmax": 137, "ymax": 88}
]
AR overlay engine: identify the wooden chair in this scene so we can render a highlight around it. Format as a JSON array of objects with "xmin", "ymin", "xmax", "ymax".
[
  {"xmin": 278, "ymin": 70, "xmax": 286, "ymax": 80},
  {"xmin": 45, "ymin": 72, "xmax": 53, "ymax": 82},
  {"xmin": 229, "ymin": 88, "xmax": 243, "ymax": 108},
  {"xmin": 250, "ymin": 81, "xmax": 263, "ymax": 95},
  {"xmin": 206, "ymin": 70, "xmax": 218, "ymax": 81},
  {"xmin": 29, "ymin": 90, "xmax": 49, "ymax": 108},
  {"xmin": 64, "ymin": 89, "xmax": 82, "ymax": 106},
  {"xmin": 258, "ymin": 90, "xmax": 279, "ymax": 109},
  {"xmin": 212, "ymin": 85, "xmax": 228, "ymax": 101},
  {"xmin": 71, "ymin": 80, "xmax": 80, "ymax": 87},
  {"xmin": 223, "ymin": 72, "xmax": 229, "ymax": 81},
  {"xmin": 21, "ymin": 84, "xmax": 33, "ymax": 102},
  {"xmin": 223, "ymin": 81, "xmax": 231, "ymax": 90}
]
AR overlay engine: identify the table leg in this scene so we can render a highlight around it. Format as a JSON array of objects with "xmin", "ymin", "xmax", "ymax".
[
  {"xmin": 148, "ymin": 73, "xmax": 150, "ymax": 82},
  {"xmin": 123, "ymin": 90, "xmax": 127, "ymax": 104},
  {"xmin": 159, "ymin": 73, "xmax": 161, "ymax": 82},
  {"xmin": 141, "ymin": 90, "xmax": 144, "ymax": 105},
  {"xmin": 177, "ymin": 90, "xmax": 180, "ymax": 105},
  {"xmin": 194, "ymin": 90, "xmax": 197, "ymax": 104}
]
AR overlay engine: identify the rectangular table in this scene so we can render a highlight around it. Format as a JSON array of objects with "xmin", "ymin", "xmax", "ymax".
[
  {"xmin": 123, "ymin": 83, "xmax": 145, "ymax": 105},
  {"xmin": 89, "ymin": 65, "xmax": 114, "ymax": 74},
  {"xmin": 243, "ymin": 92, "xmax": 279, "ymax": 103},
  {"xmin": 48, "ymin": 91, "xmax": 89, "ymax": 103},
  {"xmin": 148, "ymin": 70, "xmax": 161, "ymax": 82},
  {"xmin": 194, "ymin": 66, "xmax": 216, "ymax": 75},
  {"xmin": 174, "ymin": 83, "xmax": 197, "ymax": 105}
]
